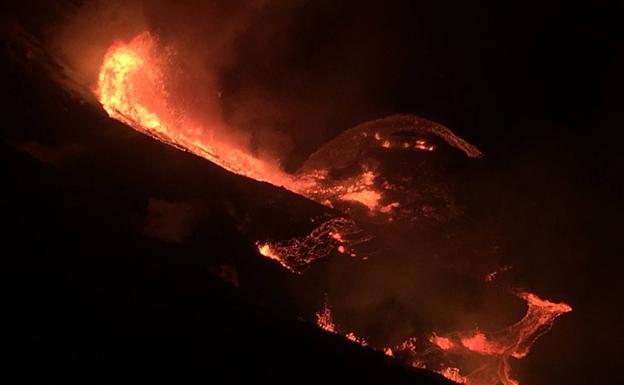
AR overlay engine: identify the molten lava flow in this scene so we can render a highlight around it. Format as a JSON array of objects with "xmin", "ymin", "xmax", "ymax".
[
  {"xmin": 430, "ymin": 335, "xmax": 454, "ymax": 350},
  {"xmin": 295, "ymin": 115, "xmax": 482, "ymax": 221},
  {"xmin": 96, "ymin": 32, "xmax": 571, "ymax": 385},
  {"xmin": 97, "ymin": 32, "xmax": 426, "ymax": 223},
  {"xmin": 97, "ymin": 32, "xmax": 296, "ymax": 188},
  {"xmin": 337, "ymin": 170, "xmax": 382, "ymax": 210},
  {"xmin": 446, "ymin": 292, "xmax": 573, "ymax": 361},
  {"xmin": 256, "ymin": 217, "xmax": 368, "ymax": 273},
  {"xmin": 97, "ymin": 32, "xmax": 478, "ymax": 221},
  {"xmin": 257, "ymin": 243, "xmax": 295, "ymax": 273},
  {"xmin": 440, "ymin": 367, "xmax": 468, "ymax": 384},
  {"xmin": 314, "ymin": 292, "xmax": 570, "ymax": 385},
  {"xmin": 397, "ymin": 292, "xmax": 571, "ymax": 385}
]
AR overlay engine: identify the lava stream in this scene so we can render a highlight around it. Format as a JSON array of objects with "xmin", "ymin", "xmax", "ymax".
[{"xmin": 317, "ymin": 292, "xmax": 571, "ymax": 385}]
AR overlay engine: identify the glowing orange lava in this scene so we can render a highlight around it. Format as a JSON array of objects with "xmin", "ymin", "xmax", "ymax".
[
  {"xmin": 316, "ymin": 300, "xmax": 337, "ymax": 333},
  {"xmin": 97, "ymin": 32, "xmax": 297, "ymax": 189},
  {"xmin": 97, "ymin": 32, "xmax": 571, "ymax": 385},
  {"xmin": 316, "ymin": 292, "xmax": 571, "ymax": 385},
  {"xmin": 257, "ymin": 243, "xmax": 294, "ymax": 272},
  {"xmin": 316, "ymin": 300, "xmax": 367, "ymax": 346},
  {"xmin": 96, "ymin": 32, "xmax": 401, "ymax": 218},
  {"xmin": 424, "ymin": 292, "xmax": 571, "ymax": 385},
  {"xmin": 430, "ymin": 335, "xmax": 454, "ymax": 350},
  {"xmin": 440, "ymin": 367, "xmax": 468, "ymax": 384}
]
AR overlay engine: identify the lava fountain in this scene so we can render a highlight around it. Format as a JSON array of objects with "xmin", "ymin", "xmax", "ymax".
[
  {"xmin": 97, "ymin": 31, "xmax": 297, "ymax": 189},
  {"xmin": 97, "ymin": 31, "xmax": 481, "ymax": 218}
]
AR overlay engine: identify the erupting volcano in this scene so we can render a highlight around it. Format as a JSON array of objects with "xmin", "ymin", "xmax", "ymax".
[
  {"xmin": 97, "ymin": 31, "xmax": 296, "ymax": 188},
  {"xmin": 97, "ymin": 32, "xmax": 483, "ymax": 219},
  {"xmin": 95, "ymin": 31, "xmax": 572, "ymax": 385}
]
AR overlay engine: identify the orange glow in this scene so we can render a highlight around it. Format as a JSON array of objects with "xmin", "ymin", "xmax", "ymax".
[
  {"xmin": 97, "ymin": 32, "xmax": 297, "ymax": 190},
  {"xmin": 440, "ymin": 367, "xmax": 468, "ymax": 384},
  {"xmin": 424, "ymin": 292, "xmax": 572, "ymax": 385},
  {"xmin": 379, "ymin": 202, "xmax": 400, "ymax": 213},
  {"xmin": 345, "ymin": 332, "xmax": 367, "ymax": 345},
  {"xmin": 340, "ymin": 190, "xmax": 382, "ymax": 210},
  {"xmin": 316, "ymin": 301, "xmax": 337, "ymax": 333},
  {"xmin": 255, "ymin": 217, "xmax": 363, "ymax": 273},
  {"xmin": 459, "ymin": 331, "xmax": 499, "ymax": 354},
  {"xmin": 257, "ymin": 243, "xmax": 276, "ymax": 260},
  {"xmin": 430, "ymin": 335, "xmax": 454, "ymax": 350},
  {"xmin": 330, "ymin": 232, "xmax": 342, "ymax": 241},
  {"xmin": 329, "ymin": 170, "xmax": 382, "ymax": 210},
  {"xmin": 97, "ymin": 32, "xmax": 399, "ymax": 218},
  {"xmin": 415, "ymin": 139, "xmax": 435, "ymax": 152},
  {"xmin": 316, "ymin": 300, "xmax": 367, "ymax": 346},
  {"xmin": 257, "ymin": 242, "xmax": 295, "ymax": 273},
  {"xmin": 96, "ymin": 32, "xmax": 570, "ymax": 385}
]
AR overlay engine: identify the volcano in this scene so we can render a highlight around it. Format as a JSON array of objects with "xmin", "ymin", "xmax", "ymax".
[
  {"xmin": 3, "ymin": 2, "xmax": 622, "ymax": 385},
  {"xmin": 2, "ymin": 30, "xmax": 456, "ymax": 384}
]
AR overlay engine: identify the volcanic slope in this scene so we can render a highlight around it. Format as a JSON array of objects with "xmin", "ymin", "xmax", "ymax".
[{"xmin": 1, "ymin": 28, "xmax": 452, "ymax": 385}]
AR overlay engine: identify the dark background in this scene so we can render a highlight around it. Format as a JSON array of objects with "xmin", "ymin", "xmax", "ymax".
[{"xmin": 2, "ymin": 1, "xmax": 623, "ymax": 384}]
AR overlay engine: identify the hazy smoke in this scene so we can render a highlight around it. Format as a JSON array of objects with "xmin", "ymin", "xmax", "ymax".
[
  {"xmin": 39, "ymin": 0, "xmax": 509, "ymax": 330},
  {"xmin": 48, "ymin": 0, "xmax": 148, "ymax": 99},
  {"xmin": 4, "ymin": 2, "xmax": 611, "ymax": 383},
  {"xmin": 43, "ymin": 1, "xmax": 298, "ymax": 167},
  {"xmin": 44, "ymin": 0, "xmax": 506, "ymax": 342},
  {"xmin": 44, "ymin": 0, "xmax": 419, "ymax": 172}
]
